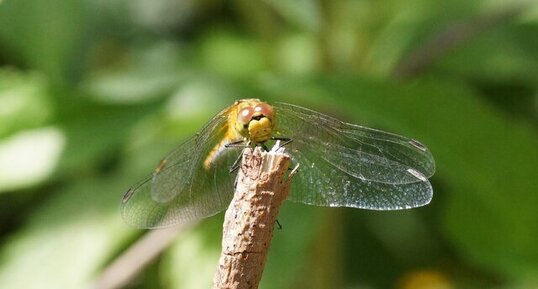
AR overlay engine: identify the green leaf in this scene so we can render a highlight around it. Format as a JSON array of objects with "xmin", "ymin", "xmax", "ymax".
[
  {"xmin": 0, "ymin": 0, "xmax": 85, "ymax": 82},
  {"xmin": 0, "ymin": 70, "xmax": 52, "ymax": 138},
  {"xmin": 162, "ymin": 218, "xmax": 222, "ymax": 289},
  {"xmin": 262, "ymin": 0, "xmax": 321, "ymax": 32},
  {"xmin": 435, "ymin": 24, "xmax": 538, "ymax": 83},
  {"xmin": 198, "ymin": 29, "xmax": 265, "ymax": 78},
  {"xmin": 52, "ymin": 92, "xmax": 157, "ymax": 176},
  {"xmin": 0, "ymin": 127, "xmax": 65, "ymax": 192},
  {"xmin": 0, "ymin": 177, "xmax": 133, "ymax": 289}
]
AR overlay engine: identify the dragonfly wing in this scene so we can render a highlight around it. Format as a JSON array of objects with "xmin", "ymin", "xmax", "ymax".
[
  {"xmin": 335, "ymin": 124, "xmax": 435, "ymax": 180},
  {"xmin": 121, "ymin": 107, "xmax": 241, "ymax": 228},
  {"xmin": 281, "ymin": 143, "xmax": 433, "ymax": 209},
  {"xmin": 274, "ymin": 102, "xmax": 434, "ymax": 209}
]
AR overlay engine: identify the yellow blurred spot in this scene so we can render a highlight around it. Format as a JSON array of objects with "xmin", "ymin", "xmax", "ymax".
[{"xmin": 397, "ymin": 270, "xmax": 453, "ymax": 289}]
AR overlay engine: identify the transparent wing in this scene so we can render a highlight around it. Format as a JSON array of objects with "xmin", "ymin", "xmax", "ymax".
[
  {"xmin": 121, "ymin": 107, "xmax": 241, "ymax": 228},
  {"xmin": 274, "ymin": 102, "xmax": 434, "ymax": 210}
]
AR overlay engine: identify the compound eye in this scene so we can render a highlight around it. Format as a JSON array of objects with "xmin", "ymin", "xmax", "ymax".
[
  {"xmin": 237, "ymin": 107, "xmax": 254, "ymax": 124},
  {"xmin": 254, "ymin": 103, "xmax": 273, "ymax": 117}
]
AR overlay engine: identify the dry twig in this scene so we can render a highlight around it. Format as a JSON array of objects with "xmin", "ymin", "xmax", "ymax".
[
  {"xmin": 213, "ymin": 145, "xmax": 297, "ymax": 289},
  {"xmin": 89, "ymin": 225, "xmax": 189, "ymax": 289}
]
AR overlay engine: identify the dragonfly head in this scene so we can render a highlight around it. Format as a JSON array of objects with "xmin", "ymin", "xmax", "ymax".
[{"xmin": 234, "ymin": 100, "xmax": 275, "ymax": 143}]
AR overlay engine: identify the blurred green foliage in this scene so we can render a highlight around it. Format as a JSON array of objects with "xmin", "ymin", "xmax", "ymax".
[{"xmin": 0, "ymin": 0, "xmax": 537, "ymax": 289}]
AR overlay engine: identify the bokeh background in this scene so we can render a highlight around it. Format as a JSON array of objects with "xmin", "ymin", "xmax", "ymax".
[{"xmin": 0, "ymin": 0, "xmax": 537, "ymax": 288}]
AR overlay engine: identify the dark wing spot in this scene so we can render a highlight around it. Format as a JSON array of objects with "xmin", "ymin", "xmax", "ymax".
[{"xmin": 122, "ymin": 188, "xmax": 135, "ymax": 203}]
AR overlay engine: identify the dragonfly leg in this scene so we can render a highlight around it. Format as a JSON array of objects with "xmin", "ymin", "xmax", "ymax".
[
  {"xmin": 276, "ymin": 219, "xmax": 282, "ymax": 230},
  {"xmin": 225, "ymin": 139, "xmax": 248, "ymax": 148},
  {"xmin": 229, "ymin": 151, "xmax": 244, "ymax": 173},
  {"xmin": 271, "ymin": 136, "xmax": 293, "ymax": 148},
  {"xmin": 233, "ymin": 174, "xmax": 238, "ymax": 189}
]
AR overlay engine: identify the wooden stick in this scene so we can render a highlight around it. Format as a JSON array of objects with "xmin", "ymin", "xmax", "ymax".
[{"xmin": 212, "ymin": 145, "xmax": 296, "ymax": 289}]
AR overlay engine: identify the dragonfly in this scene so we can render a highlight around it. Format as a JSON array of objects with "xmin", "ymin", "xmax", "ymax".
[{"xmin": 122, "ymin": 99, "xmax": 435, "ymax": 228}]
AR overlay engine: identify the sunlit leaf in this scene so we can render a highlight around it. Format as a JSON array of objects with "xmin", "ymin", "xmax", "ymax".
[
  {"xmin": 82, "ymin": 42, "xmax": 188, "ymax": 104},
  {"xmin": 0, "ymin": 178, "xmax": 132, "ymax": 289},
  {"xmin": 0, "ymin": 70, "xmax": 52, "ymax": 138},
  {"xmin": 262, "ymin": 0, "xmax": 321, "ymax": 32},
  {"xmin": 162, "ymin": 218, "xmax": 222, "ymax": 289},
  {"xmin": 198, "ymin": 30, "xmax": 265, "ymax": 78},
  {"xmin": 0, "ymin": 127, "xmax": 65, "ymax": 192}
]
